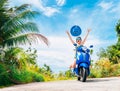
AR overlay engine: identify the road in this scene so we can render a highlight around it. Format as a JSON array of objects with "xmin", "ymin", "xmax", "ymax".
[{"xmin": 0, "ymin": 77, "xmax": 120, "ymax": 91}]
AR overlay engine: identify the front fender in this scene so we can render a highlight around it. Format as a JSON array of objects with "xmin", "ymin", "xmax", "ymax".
[{"xmin": 79, "ymin": 63, "xmax": 89, "ymax": 68}]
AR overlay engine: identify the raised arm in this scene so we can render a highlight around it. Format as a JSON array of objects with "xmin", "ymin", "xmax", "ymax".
[
  {"xmin": 66, "ymin": 31, "xmax": 75, "ymax": 44},
  {"xmin": 82, "ymin": 29, "xmax": 91, "ymax": 45}
]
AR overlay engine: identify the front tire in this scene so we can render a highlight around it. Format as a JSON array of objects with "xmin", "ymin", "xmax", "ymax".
[{"xmin": 80, "ymin": 67, "xmax": 88, "ymax": 82}]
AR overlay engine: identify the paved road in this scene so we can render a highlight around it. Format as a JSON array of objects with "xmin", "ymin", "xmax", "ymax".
[{"xmin": 0, "ymin": 77, "xmax": 120, "ymax": 91}]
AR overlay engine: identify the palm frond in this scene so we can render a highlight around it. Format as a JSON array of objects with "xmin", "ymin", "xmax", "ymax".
[
  {"xmin": 0, "ymin": 0, "xmax": 8, "ymax": 8},
  {"xmin": 1, "ymin": 16, "xmax": 24, "ymax": 32},
  {"xmin": 3, "ymin": 33, "xmax": 49, "ymax": 47},
  {"xmin": 1, "ymin": 10, "xmax": 39, "ymax": 31},
  {"xmin": 0, "ymin": 1, "xmax": 48, "ymax": 48},
  {"xmin": 27, "ymin": 33, "xmax": 49, "ymax": 46},
  {"xmin": 14, "ymin": 4, "xmax": 31, "ymax": 13},
  {"xmin": 6, "ymin": 4, "xmax": 31, "ymax": 17},
  {"xmin": 0, "ymin": 13, "xmax": 9, "ymax": 29},
  {"xmin": 17, "ymin": 10, "xmax": 40, "ymax": 19},
  {"xmin": 3, "ymin": 34, "xmax": 28, "ymax": 47},
  {"xmin": 3, "ymin": 22, "xmax": 39, "ymax": 39},
  {"xmin": 0, "ymin": 0, "xmax": 9, "ymax": 29}
]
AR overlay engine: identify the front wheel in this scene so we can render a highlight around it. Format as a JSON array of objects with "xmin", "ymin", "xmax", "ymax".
[
  {"xmin": 77, "ymin": 77, "xmax": 81, "ymax": 81},
  {"xmin": 80, "ymin": 67, "xmax": 88, "ymax": 82}
]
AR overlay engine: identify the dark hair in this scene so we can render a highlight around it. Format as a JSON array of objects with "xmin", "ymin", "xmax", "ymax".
[{"xmin": 76, "ymin": 37, "xmax": 82, "ymax": 42}]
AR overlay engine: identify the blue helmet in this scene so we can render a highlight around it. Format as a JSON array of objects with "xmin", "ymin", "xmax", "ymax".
[{"xmin": 70, "ymin": 25, "xmax": 82, "ymax": 37}]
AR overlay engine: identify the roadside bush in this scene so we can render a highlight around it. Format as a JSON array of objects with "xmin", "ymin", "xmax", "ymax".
[
  {"xmin": 9, "ymin": 67, "xmax": 33, "ymax": 83},
  {"xmin": 0, "ymin": 63, "xmax": 11, "ymax": 86},
  {"xmin": 89, "ymin": 58, "xmax": 120, "ymax": 78},
  {"xmin": 9, "ymin": 66, "xmax": 45, "ymax": 84},
  {"xmin": 56, "ymin": 70, "xmax": 75, "ymax": 80},
  {"xmin": 57, "ymin": 71, "xmax": 67, "ymax": 80},
  {"xmin": 89, "ymin": 58, "xmax": 111, "ymax": 78},
  {"xmin": 89, "ymin": 68, "xmax": 102, "ymax": 78},
  {"xmin": 110, "ymin": 63, "xmax": 120, "ymax": 76},
  {"xmin": 39, "ymin": 64, "xmax": 54, "ymax": 81},
  {"xmin": 65, "ymin": 70, "xmax": 74, "ymax": 78},
  {"xmin": 32, "ymin": 72, "xmax": 44, "ymax": 82}
]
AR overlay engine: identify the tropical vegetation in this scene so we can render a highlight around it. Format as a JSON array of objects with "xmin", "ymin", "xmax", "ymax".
[
  {"xmin": 0, "ymin": 0, "xmax": 120, "ymax": 88},
  {"xmin": 89, "ymin": 20, "xmax": 120, "ymax": 78},
  {"xmin": 0, "ymin": 0, "xmax": 48, "ymax": 87}
]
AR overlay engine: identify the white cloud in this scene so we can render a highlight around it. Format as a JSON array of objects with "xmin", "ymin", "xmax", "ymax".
[
  {"xmin": 35, "ymin": 36, "xmax": 74, "ymax": 72},
  {"xmin": 43, "ymin": 7, "xmax": 59, "ymax": 17},
  {"xmin": 97, "ymin": 0, "xmax": 120, "ymax": 17},
  {"xmin": 28, "ymin": 0, "xmax": 59, "ymax": 17},
  {"xmin": 71, "ymin": 8, "xmax": 78, "ymax": 14},
  {"xmin": 110, "ymin": 2, "xmax": 120, "ymax": 17},
  {"xmin": 11, "ymin": 0, "xmax": 59, "ymax": 17},
  {"xmin": 98, "ymin": 1, "xmax": 120, "ymax": 20},
  {"xmin": 56, "ymin": 0, "xmax": 66, "ymax": 6},
  {"xmin": 98, "ymin": 1, "xmax": 113, "ymax": 11}
]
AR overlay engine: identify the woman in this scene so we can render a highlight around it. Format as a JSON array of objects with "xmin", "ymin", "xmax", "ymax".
[{"xmin": 66, "ymin": 29, "xmax": 91, "ymax": 68}]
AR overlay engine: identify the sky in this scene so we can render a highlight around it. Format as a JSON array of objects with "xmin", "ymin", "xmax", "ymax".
[{"xmin": 10, "ymin": 0, "xmax": 120, "ymax": 73}]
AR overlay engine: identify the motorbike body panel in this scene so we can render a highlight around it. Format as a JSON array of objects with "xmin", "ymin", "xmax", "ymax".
[
  {"xmin": 76, "ymin": 52, "xmax": 90, "ymax": 66},
  {"xmin": 79, "ymin": 63, "xmax": 89, "ymax": 68},
  {"xmin": 74, "ymin": 46, "xmax": 91, "ymax": 76}
]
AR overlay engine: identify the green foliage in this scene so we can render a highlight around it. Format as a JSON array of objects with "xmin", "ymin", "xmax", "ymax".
[
  {"xmin": 39, "ymin": 64, "xmax": 54, "ymax": 81},
  {"xmin": 116, "ymin": 20, "xmax": 120, "ymax": 36},
  {"xmin": 98, "ymin": 45, "xmax": 120, "ymax": 64},
  {"xmin": 0, "ymin": 63, "xmax": 11, "ymax": 86},
  {"xmin": 9, "ymin": 67, "xmax": 33, "ymax": 83},
  {"xmin": 107, "ymin": 45, "xmax": 120, "ymax": 64},
  {"xmin": 0, "ymin": 0, "xmax": 49, "ymax": 87},
  {"xmin": 39, "ymin": 65, "xmax": 75, "ymax": 81},
  {"xmin": 90, "ymin": 69, "xmax": 102, "ymax": 78},
  {"xmin": 32, "ymin": 73, "xmax": 44, "ymax": 82},
  {"xmin": 56, "ymin": 70, "xmax": 75, "ymax": 80},
  {"xmin": 0, "ymin": 47, "xmax": 46, "ymax": 87},
  {"xmin": 89, "ymin": 58, "xmax": 120, "ymax": 78},
  {"xmin": 1, "ymin": 47, "xmax": 37, "ymax": 69},
  {"xmin": 65, "ymin": 70, "xmax": 75, "ymax": 78},
  {"xmin": 97, "ymin": 48, "xmax": 107, "ymax": 59},
  {"xmin": 9, "ymin": 66, "xmax": 44, "ymax": 83},
  {"xmin": 57, "ymin": 71, "xmax": 66, "ymax": 80},
  {"xmin": 110, "ymin": 64, "xmax": 120, "ymax": 76},
  {"xmin": 97, "ymin": 20, "xmax": 120, "ymax": 64}
]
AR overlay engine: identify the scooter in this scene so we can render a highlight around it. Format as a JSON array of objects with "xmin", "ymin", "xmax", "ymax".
[
  {"xmin": 73, "ymin": 45, "xmax": 93, "ymax": 82},
  {"xmin": 70, "ymin": 25, "xmax": 93, "ymax": 82}
]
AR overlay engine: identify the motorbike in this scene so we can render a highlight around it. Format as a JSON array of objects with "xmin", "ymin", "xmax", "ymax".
[
  {"xmin": 73, "ymin": 45, "xmax": 93, "ymax": 82},
  {"xmin": 70, "ymin": 25, "xmax": 93, "ymax": 82}
]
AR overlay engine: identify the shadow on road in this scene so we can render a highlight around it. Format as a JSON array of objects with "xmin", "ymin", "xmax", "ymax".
[{"xmin": 86, "ymin": 78, "xmax": 110, "ymax": 83}]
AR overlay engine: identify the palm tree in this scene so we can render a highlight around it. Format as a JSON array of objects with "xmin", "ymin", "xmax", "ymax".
[
  {"xmin": 0, "ymin": 0, "xmax": 48, "ymax": 48},
  {"xmin": 4, "ymin": 47, "xmax": 37, "ymax": 69},
  {"xmin": 116, "ymin": 20, "xmax": 120, "ymax": 50}
]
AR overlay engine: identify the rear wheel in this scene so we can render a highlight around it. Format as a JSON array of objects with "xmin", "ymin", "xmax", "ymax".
[
  {"xmin": 77, "ymin": 77, "xmax": 81, "ymax": 81},
  {"xmin": 80, "ymin": 67, "xmax": 88, "ymax": 82}
]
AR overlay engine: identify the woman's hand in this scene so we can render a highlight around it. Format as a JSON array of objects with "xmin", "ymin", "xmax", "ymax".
[
  {"xmin": 82, "ymin": 28, "xmax": 91, "ymax": 45},
  {"xmin": 66, "ymin": 30, "xmax": 75, "ymax": 44},
  {"xmin": 66, "ymin": 30, "xmax": 70, "ymax": 35},
  {"xmin": 87, "ymin": 29, "xmax": 91, "ymax": 33}
]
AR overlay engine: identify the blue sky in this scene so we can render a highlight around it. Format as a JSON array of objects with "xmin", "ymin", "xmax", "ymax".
[{"xmin": 11, "ymin": 0, "xmax": 120, "ymax": 73}]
